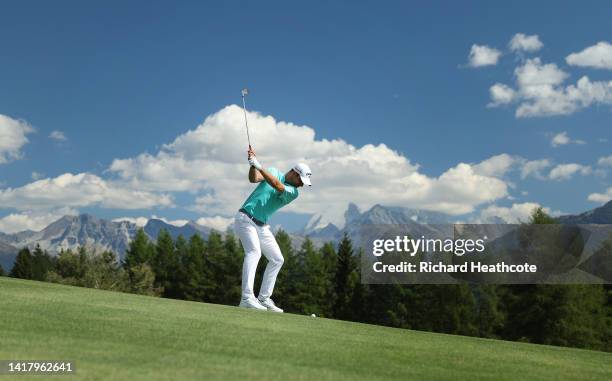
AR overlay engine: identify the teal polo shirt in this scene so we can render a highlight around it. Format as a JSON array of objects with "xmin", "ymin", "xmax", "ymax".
[{"xmin": 240, "ymin": 167, "xmax": 299, "ymax": 224}]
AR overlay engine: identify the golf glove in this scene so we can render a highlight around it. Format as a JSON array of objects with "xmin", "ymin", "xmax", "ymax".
[{"xmin": 249, "ymin": 156, "xmax": 262, "ymax": 170}]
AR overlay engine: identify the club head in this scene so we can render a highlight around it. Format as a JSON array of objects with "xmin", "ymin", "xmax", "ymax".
[{"xmin": 241, "ymin": 88, "xmax": 249, "ymax": 97}]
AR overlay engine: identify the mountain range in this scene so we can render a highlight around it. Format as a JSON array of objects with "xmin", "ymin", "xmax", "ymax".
[
  {"xmin": 556, "ymin": 201, "xmax": 612, "ymax": 224},
  {"xmin": 0, "ymin": 200, "xmax": 610, "ymax": 272},
  {"xmin": 300, "ymin": 203, "xmax": 459, "ymax": 248},
  {"xmin": 0, "ymin": 214, "xmax": 210, "ymax": 272}
]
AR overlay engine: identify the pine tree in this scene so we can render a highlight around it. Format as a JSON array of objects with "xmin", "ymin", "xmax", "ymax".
[
  {"xmin": 274, "ymin": 235, "xmax": 306, "ymax": 313},
  {"xmin": 319, "ymin": 242, "xmax": 338, "ymax": 317},
  {"xmin": 529, "ymin": 207, "xmax": 557, "ymax": 224},
  {"xmin": 219, "ymin": 232, "xmax": 243, "ymax": 304},
  {"xmin": 473, "ymin": 285, "xmax": 504, "ymax": 338},
  {"xmin": 31, "ymin": 244, "xmax": 53, "ymax": 281},
  {"xmin": 503, "ymin": 284, "xmax": 607, "ymax": 349},
  {"xmin": 10, "ymin": 247, "xmax": 34, "ymax": 279},
  {"xmin": 365, "ymin": 283, "xmax": 414, "ymax": 329},
  {"xmin": 173, "ymin": 235, "xmax": 189, "ymax": 299},
  {"xmin": 347, "ymin": 249, "xmax": 368, "ymax": 323},
  {"xmin": 363, "ymin": 246, "xmax": 420, "ymax": 328},
  {"xmin": 278, "ymin": 238, "xmax": 324, "ymax": 314},
  {"xmin": 202, "ymin": 231, "xmax": 226, "ymax": 303},
  {"xmin": 333, "ymin": 233, "xmax": 359, "ymax": 320},
  {"xmin": 181, "ymin": 234, "xmax": 207, "ymax": 301},
  {"xmin": 299, "ymin": 238, "xmax": 331, "ymax": 316},
  {"xmin": 501, "ymin": 207, "xmax": 609, "ymax": 349},
  {"xmin": 123, "ymin": 229, "xmax": 155, "ymax": 271},
  {"xmin": 152, "ymin": 229, "xmax": 179, "ymax": 298},
  {"xmin": 605, "ymin": 282, "xmax": 612, "ymax": 352},
  {"xmin": 408, "ymin": 284, "xmax": 477, "ymax": 335},
  {"xmin": 123, "ymin": 229, "xmax": 158, "ymax": 295}
]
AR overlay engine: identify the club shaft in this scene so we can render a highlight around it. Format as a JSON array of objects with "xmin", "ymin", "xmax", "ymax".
[{"xmin": 241, "ymin": 94, "xmax": 251, "ymax": 147}]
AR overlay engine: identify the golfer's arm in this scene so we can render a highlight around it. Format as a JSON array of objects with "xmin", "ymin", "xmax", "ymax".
[
  {"xmin": 249, "ymin": 166, "xmax": 264, "ymax": 183},
  {"xmin": 258, "ymin": 168, "xmax": 285, "ymax": 192}
]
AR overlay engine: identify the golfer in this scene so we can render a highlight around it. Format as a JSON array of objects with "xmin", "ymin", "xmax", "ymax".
[{"xmin": 234, "ymin": 146, "xmax": 312, "ymax": 312}]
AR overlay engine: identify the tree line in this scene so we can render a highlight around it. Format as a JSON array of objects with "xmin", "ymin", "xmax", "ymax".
[{"xmin": 3, "ymin": 208, "xmax": 611, "ymax": 352}]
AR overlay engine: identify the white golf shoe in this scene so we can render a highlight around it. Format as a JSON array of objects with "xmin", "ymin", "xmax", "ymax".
[
  {"xmin": 258, "ymin": 297, "xmax": 284, "ymax": 313},
  {"xmin": 239, "ymin": 296, "xmax": 267, "ymax": 310}
]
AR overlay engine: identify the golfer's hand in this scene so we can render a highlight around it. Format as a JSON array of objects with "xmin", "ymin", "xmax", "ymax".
[
  {"xmin": 247, "ymin": 146, "xmax": 256, "ymax": 159},
  {"xmin": 249, "ymin": 157, "xmax": 262, "ymax": 170},
  {"xmin": 248, "ymin": 153, "xmax": 262, "ymax": 171}
]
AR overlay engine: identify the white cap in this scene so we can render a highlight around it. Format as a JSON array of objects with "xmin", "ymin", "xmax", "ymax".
[{"xmin": 292, "ymin": 163, "xmax": 312, "ymax": 186}]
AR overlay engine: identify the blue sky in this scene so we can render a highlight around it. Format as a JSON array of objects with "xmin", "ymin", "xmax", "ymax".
[{"xmin": 0, "ymin": 1, "xmax": 611, "ymax": 233}]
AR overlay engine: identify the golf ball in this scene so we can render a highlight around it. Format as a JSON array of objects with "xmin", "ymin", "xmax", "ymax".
[{"xmin": 311, "ymin": 314, "xmax": 316, "ymax": 318}]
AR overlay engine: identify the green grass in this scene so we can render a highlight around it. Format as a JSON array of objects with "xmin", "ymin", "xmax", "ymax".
[{"xmin": 1, "ymin": 277, "xmax": 611, "ymax": 381}]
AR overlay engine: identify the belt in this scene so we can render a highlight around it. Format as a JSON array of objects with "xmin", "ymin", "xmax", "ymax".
[{"xmin": 239, "ymin": 208, "xmax": 265, "ymax": 227}]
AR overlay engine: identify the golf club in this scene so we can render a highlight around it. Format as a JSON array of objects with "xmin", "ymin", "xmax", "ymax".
[{"xmin": 241, "ymin": 88, "xmax": 251, "ymax": 148}]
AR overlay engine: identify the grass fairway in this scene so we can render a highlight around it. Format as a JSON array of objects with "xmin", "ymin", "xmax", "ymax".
[{"xmin": 1, "ymin": 277, "xmax": 611, "ymax": 381}]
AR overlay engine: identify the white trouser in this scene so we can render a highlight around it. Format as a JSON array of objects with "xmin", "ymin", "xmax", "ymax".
[{"xmin": 234, "ymin": 211, "xmax": 284, "ymax": 300}]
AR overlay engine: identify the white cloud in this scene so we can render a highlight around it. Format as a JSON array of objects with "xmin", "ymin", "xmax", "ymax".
[
  {"xmin": 468, "ymin": 44, "xmax": 502, "ymax": 67},
  {"xmin": 488, "ymin": 83, "xmax": 516, "ymax": 107},
  {"xmin": 112, "ymin": 215, "xmax": 191, "ymax": 228},
  {"xmin": 150, "ymin": 215, "xmax": 189, "ymax": 227},
  {"xmin": 490, "ymin": 156, "xmax": 556, "ymax": 182},
  {"xmin": 31, "ymin": 171, "xmax": 44, "ymax": 180},
  {"xmin": 0, "ymin": 173, "xmax": 173, "ymax": 211},
  {"xmin": 514, "ymin": 58, "xmax": 573, "ymax": 117},
  {"xmin": 472, "ymin": 154, "xmax": 518, "ymax": 177},
  {"xmin": 479, "ymin": 202, "xmax": 547, "ymax": 223},
  {"xmin": 49, "ymin": 130, "xmax": 67, "ymax": 141},
  {"xmin": 112, "ymin": 215, "xmax": 233, "ymax": 231},
  {"xmin": 196, "ymin": 216, "xmax": 233, "ymax": 231},
  {"xmin": 112, "ymin": 216, "xmax": 149, "ymax": 227},
  {"xmin": 587, "ymin": 187, "xmax": 612, "ymax": 203},
  {"xmin": 548, "ymin": 163, "xmax": 592, "ymax": 181},
  {"xmin": 0, "ymin": 208, "xmax": 78, "ymax": 234},
  {"xmin": 551, "ymin": 132, "xmax": 569, "ymax": 147},
  {"xmin": 0, "ymin": 114, "xmax": 34, "ymax": 164},
  {"xmin": 597, "ymin": 155, "xmax": 612, "ymax": 167},
  {"xmin": 520, "ymin": 159, "xmax": 552, "ymax": 179},
  {"xmin": 487, "ymin": 58, "xmax": 612, "ymax": 117},
  {"xmin": 550, "ymin": 131, "xmax": 585, "ymax": 147},
  {"xmin": 516, "ymin": 57, "xmax": 568, "ymax": 89},
  {"xmin": 566, "ymin": 41, "xmax": 612, "ymax": 70},
  {"xmin": 509, "ymin": 33, "xmax": 543, "ymax": 52},
  {"xmin": 109, "ymin": 105, "xmax": 511, "ymax": 227}
]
